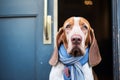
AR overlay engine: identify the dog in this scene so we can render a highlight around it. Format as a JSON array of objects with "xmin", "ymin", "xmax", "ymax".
[{"xmin": 49, "ymin": 17, "xmax": 102, "ymax": 80}]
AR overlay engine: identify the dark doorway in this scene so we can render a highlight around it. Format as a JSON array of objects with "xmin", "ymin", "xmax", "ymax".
[{"xmin": 58, "ymin": 0, "xmax": 113, "ymax": 80}]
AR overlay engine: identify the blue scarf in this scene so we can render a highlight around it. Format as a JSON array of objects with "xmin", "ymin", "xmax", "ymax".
[{"xmin": 58, "ymin": 44, "xmax": 89, "ymax": 80}]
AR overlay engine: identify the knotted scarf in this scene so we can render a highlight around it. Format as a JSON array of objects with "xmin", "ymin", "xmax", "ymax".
[{"xmin": 58, "ymin": 44, "xmax": 89, "ymax": 80}]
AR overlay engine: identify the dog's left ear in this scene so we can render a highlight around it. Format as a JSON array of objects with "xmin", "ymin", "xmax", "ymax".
[{"xmin": 89, "ymin": 28, "xmax": 102, "ymax": 67}]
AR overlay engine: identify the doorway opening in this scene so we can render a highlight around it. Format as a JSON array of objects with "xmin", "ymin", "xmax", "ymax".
[{"xmin": 58, "ymin": 0, "xmax": 113, "ymax": 80}]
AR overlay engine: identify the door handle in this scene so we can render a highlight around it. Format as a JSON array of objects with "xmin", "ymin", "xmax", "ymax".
[{"xmin": 43, "ymin": 0, "xmax": 52, "ymax": 44}]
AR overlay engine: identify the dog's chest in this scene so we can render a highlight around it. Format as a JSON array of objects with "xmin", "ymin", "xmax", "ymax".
[{"xmin": 49, "ymin": 62, "xmax": 94, "ymax": 80}]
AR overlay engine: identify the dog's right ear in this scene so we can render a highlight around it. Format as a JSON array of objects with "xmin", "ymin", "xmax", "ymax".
[
  {"xmin": 49, "ymin": 28, "xmax": 64, "ymax": 66},
  {"xmin": 89, "ymin": 28, "xmax": 102, "ymax": 67}
]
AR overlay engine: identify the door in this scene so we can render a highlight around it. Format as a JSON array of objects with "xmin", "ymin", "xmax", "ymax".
[{"xmin": 0, "ymin": 0, "xmax": 54, "ymax": 80}]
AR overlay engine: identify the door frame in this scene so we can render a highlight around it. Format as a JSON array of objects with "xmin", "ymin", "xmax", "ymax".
[
  {"xmin": 53, "ymin": 0, "xmax": 58, "ymax": 46},
  {"xmin": 112, "ymin": 0, "xmax": 120, "ymax": 80},
  {"xmin": 53, "ymin": 0, "xmax": 120, "ymax": 79}
]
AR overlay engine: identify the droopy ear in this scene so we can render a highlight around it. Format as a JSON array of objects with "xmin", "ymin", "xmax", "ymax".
[
  {"xmin": 49, "ymin": 28, "xmax": 64, "ymax": 66},
  {"xmin": 49, "ymin": 47, "xmax": 58, "ymax": 66},
  {"xmin": 56, "ymin": 28, "xmax": 65, "ymax": 47},
  {"xmin": 89, "ymin": 28, "xmax": 102, "ymax": 67}
]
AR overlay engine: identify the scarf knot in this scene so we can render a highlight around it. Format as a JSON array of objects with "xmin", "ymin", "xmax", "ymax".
[{"xmin": 58, "ymin": 44, "xmax": 89, "ymax": 80}]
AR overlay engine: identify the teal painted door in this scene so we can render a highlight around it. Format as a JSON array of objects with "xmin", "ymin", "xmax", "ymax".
[{"xmin": 0, "ymin": 0, "xmax": 54, "ymax": 80}]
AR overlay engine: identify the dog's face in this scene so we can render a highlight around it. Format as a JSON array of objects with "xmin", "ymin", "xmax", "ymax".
[
  {"xmin": 56, "ymin": 17, "xmax": 91, "ymax": 57},
  {"xmin": 62, "ymin": 17, "xmax": 91, "ymax": 56},
  {"xmin": 49, "ymin": 17, "xmax": 101, "ymax": 66}
]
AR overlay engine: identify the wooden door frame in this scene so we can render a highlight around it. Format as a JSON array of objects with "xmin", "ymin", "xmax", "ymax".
[
  {"xmin": 112, "ymin": 0, "xmax": 120, "ymax": 80},
  {"xmin": 53, "ymin": 0, "xmax": 58, "ymax": 46}
]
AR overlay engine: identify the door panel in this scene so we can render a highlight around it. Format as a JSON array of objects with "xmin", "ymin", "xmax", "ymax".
[
  {"xmin": 0, "ymin": 0, "xmax": 54, "ymax": 80},
  {"xmin": 0, "ymin": 0, "xmax": 38, "ymax": 16},
  {"xmin": 0, "ymin": 17, "xmax": 36, "ymax": 80}
]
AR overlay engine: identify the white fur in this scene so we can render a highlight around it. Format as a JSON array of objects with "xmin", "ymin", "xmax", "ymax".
[
  {"xmin": 49, "ymin": 62, "xmax": 94, "ymax": 80},
  {"xmin": 49, "ymin": 62, "xmax": 64, "ymax": 80}
]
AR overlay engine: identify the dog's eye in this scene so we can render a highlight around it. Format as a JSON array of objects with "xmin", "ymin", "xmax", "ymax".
[
  {"xmin": 66, "ymin": 24, "xmax": 71, "ymax": 29},
  {"xmin": 82, "ymin": 25, "xmax": 88, "ymax": 30}
]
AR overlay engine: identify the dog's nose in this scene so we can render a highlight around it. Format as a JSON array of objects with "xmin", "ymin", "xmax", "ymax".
[{"xmin": 71, "ymin": 35, "xmax": 82, "ymax": 45}]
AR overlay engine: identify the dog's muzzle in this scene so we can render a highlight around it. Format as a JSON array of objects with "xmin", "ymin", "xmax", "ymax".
[
  {"xmin": 70, "ymin": 47, "xmax": 83, "ymax": 57},
  {"xmin": 70, "ymin": 35, "xmax": 84, "ymax": 57}
]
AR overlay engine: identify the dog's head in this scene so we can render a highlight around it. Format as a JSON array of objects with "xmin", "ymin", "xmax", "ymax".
[{"xmin": 49, "ymin": 17, "xmax": 101, "ymax": 67}]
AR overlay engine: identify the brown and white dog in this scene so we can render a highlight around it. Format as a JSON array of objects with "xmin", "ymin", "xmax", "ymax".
[{"xmin": 49, "ymin": 17, "xmax": 101, "ymax": 80}]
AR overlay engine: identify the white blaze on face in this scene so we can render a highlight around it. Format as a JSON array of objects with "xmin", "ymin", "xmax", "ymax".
[{"xmin": 64, "ymin": 17, "xmax": 86, "ymax": 54}]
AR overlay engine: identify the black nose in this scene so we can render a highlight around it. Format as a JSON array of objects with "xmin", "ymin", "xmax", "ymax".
[{"xmin": 71, "ymin": 36, "xmax": 82, "ymax": 45}]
